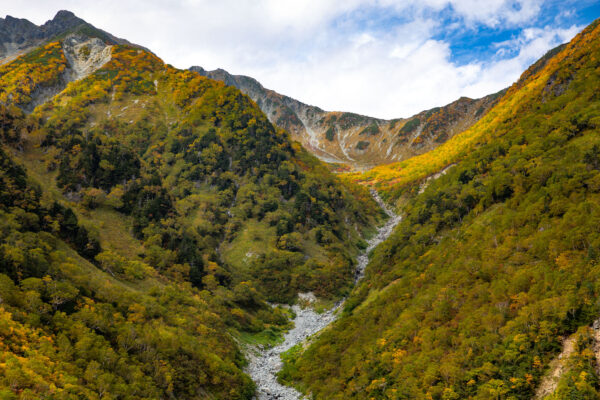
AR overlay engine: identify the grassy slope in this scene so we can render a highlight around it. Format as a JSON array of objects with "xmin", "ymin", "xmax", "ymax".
[{"xmin": 283, "ymin": 19, "xmax": 600, "ymax": 399}]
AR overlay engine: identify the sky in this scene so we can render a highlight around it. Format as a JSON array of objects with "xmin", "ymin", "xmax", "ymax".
[{"xmin": 3, "ymin": 0, "xmax": 600, "ymax": 119}]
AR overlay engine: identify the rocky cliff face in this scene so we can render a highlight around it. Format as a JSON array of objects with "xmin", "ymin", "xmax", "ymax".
[
  {"xmin": 62, "ymin": 36, "xmax": 113, "ymax": 81},
  {"xmin": 190, "ymin": 66, "xmax": 504, "ymax": 169}
]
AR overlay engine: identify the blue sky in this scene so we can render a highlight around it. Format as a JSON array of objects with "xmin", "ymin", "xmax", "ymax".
[
  {"xmin": 438, "ymin": 0, "xmax": 600, "ymax": 63},
  {"xmin": 4, "ymin": 0, "xmax": 600, "ymax": 119}
]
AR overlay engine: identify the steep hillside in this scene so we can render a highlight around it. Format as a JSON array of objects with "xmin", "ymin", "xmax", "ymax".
[
  {"xmin": 280, "ymin": 18, "xmax": 600, "ymax": 399},
  {"xmin": 0, "ymin": 14, "xmax": 382, "ymax": 399},
  {"xmin": 190, "ymin": 66, "xmax": 502, "ymax": 169},
  {"xmin": 0, "ymin": 135, "xmax": 255, "ymax": 398}
]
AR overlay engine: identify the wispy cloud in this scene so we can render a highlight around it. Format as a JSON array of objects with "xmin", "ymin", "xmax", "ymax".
[{"xmin": 2, "ymin": 0, "xmax": 593, "ymax": 118}]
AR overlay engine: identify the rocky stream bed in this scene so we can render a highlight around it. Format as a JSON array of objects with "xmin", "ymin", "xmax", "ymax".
[{"xmin": 246, "ymin": 191, "xmax": 401, "ymax": 399}]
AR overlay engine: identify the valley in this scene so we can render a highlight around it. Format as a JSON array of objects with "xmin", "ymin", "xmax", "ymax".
[
  {"xmin": 0, "ymin": 7, "xmax": 600, "ymax": 400},
  {"xmin": 247, "ymin": 190, "xmax": 401, "ymax": 399}
]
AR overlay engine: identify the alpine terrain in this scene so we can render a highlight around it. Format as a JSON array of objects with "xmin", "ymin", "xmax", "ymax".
[
  {"xmin": 1, "ymin": 7, "xmax": 600, "ymax": 400},
  {"xmin": 190, "ymin": 66, "xmax": 504, "ymax": 170}
]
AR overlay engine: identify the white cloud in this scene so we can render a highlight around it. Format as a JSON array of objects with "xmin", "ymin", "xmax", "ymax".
[{"xmin": 1, "ymin": 0, "xmax": 583, "ymax": 118}]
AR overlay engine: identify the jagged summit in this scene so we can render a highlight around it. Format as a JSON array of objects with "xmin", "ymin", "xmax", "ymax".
[
  {"xmin": 0, "ymin": 10, "xmax": 144, "ymax": 63},
  {"xmin": 42, "ymin": 10, "xmax": 85, "ymax": 31},
  {"xmin": 52, "ymin": 10, "xmax": 78, "ymax": 19},
  {"xmin": 1, "ymin": 10, "xmax": 84, "ymax": 57}
]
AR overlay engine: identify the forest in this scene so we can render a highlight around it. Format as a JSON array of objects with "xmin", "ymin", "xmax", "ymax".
[{"xmin": 0, "ymin": 38, "xmax": 381, "ymax": 399}]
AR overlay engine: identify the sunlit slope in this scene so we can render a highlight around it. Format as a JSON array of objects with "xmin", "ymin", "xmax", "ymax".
[
  {"xmin": 282, "ymin": 19, "xmax": 600, "ymax": 399},
  {"xmin": 346, "ymin": 23, "xmax": 597, "ymax": 206}
]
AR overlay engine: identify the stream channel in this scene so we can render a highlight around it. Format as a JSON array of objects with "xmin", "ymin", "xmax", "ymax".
[{"xmin": 246, "ymin": 191, "xmax": 401, "ymax": 399}]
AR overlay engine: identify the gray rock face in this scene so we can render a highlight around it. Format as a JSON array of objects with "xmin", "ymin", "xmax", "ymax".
[
  {"xmin": 62, "ymin": 35, "xmax": 113, "ymax": 81},
  {"xmin": 246, "ymin": 191, "xmax": 402, "ymax": 399},
  {"xmin": 0, "ymin": 11, "xmax": 84, "ymax": 61}
]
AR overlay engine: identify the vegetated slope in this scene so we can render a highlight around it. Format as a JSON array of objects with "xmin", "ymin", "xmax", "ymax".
[
  {"xmin": 280, "ymin": 19, "xmax": 600, "ymax": 399},
  {"xmin": 543, "ymin": 327, "xmax": 600, "ymax": 399},
  {"xmin": 190, "ymin": 66, "xmax": 502, "ymax": 169},
  {"xmin": 347, "ymin": 41, "xmax": 572, "ymax": 206},
  {"xmin": 0, "ymin": 132, "xmax": 253, "ymax": 398},
  {"xmin": 0, "ymin": 21, "xmax": 382, "ymax": 400}
]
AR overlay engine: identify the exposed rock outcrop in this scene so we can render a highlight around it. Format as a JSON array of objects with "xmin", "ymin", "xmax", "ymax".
[
  {"xmin": 16, "ymin": 34, "xmax": 113, "ymax": 113},
  {"xmin": 62, "ymin": 35, "xmax": 112, "ymax": 81}
]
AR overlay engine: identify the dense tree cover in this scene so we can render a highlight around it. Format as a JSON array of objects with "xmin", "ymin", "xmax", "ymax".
[
  {"xmin": 0, "ymin": 37, "xmax": 381, "ymax": 398},
  {"xmin": 0, "ymin": 128, "xmax": 260, "ymax": 398},
  {"xmin": 282, "ymin": 19, "xmax": 600, "ymax": 399},
  {"xmin": 0, "ymin": 119, "xmax": 100, "ymax": 265},
  {"xmin": 25, "ymin": 44, "xmax": 381, "ymax": 301}
]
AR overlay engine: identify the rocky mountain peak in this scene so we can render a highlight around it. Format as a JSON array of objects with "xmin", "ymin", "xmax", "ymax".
[
  {"xmin": 53, "ymin": 10, "xmax": 78, "ymax": 20},
  {"xmin": 40, "ymin": 10, "xmax": 86, "ymax": 37},
  {"xmin": 0, "ymin": 10, "xmax": 148, "ymax": 65}
]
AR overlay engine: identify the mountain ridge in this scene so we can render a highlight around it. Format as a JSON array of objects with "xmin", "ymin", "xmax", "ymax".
[
  {"xmin": 0, "ymin": 10, "xmax": 504, "ymax": 171},
  {"xmin": 190, "ymin": 65, "xmax": 504, "ymax": 169}
]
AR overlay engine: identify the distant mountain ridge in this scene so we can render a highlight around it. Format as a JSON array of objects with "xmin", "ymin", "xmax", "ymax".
[
  {"xmin": 0, "ymin": 10, "xmax": 502, "ymax": 170},
  {"xmin": 190, "ymin": 65, "xmax": 504, "ymax": 169}
]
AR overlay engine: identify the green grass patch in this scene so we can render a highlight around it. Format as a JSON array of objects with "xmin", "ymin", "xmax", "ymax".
[
  {"xmin": 399, "ymin": 117, "xmax": 420, "ymax": 134},
  {"xmin": 356, "ymin": 141, "xmax": 370, "ymax": 150},
  {"xmin": 239, "ymin": 327, "xmax": 285, "ymax": 348},
  {"xmin": 358, "ymin": 123, "xmax": 380, "ymax": 136},
  {"xmin": 325, "ymin": 126, "xmax": 335, "ymax": 141},
  {"xmin": 221, "ymin": 219, "xmax": 278, "ymax": 271},
  {"xmin": 277, "ymin": 343, "xmax": 307, "ymax": 392}
]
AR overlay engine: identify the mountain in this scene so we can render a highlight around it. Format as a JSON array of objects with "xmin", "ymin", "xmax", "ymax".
[
  {"xmin": 3, "ymin": 8, "xmax": 600, "ymax": 400},
  {"xmin": 190, "ymin": 65, "xmax": 503, "ymax": 169},
  {"xmin": 280, "ymin": 18, "xmax": 600, "ymax": 399},
  {"xmin": 0, "ymin": 10, "xmax": 143, "ymax": 64},
  {"xmin": 0, "ymin": 11, "xmax": 382, "ymax": 399}
]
